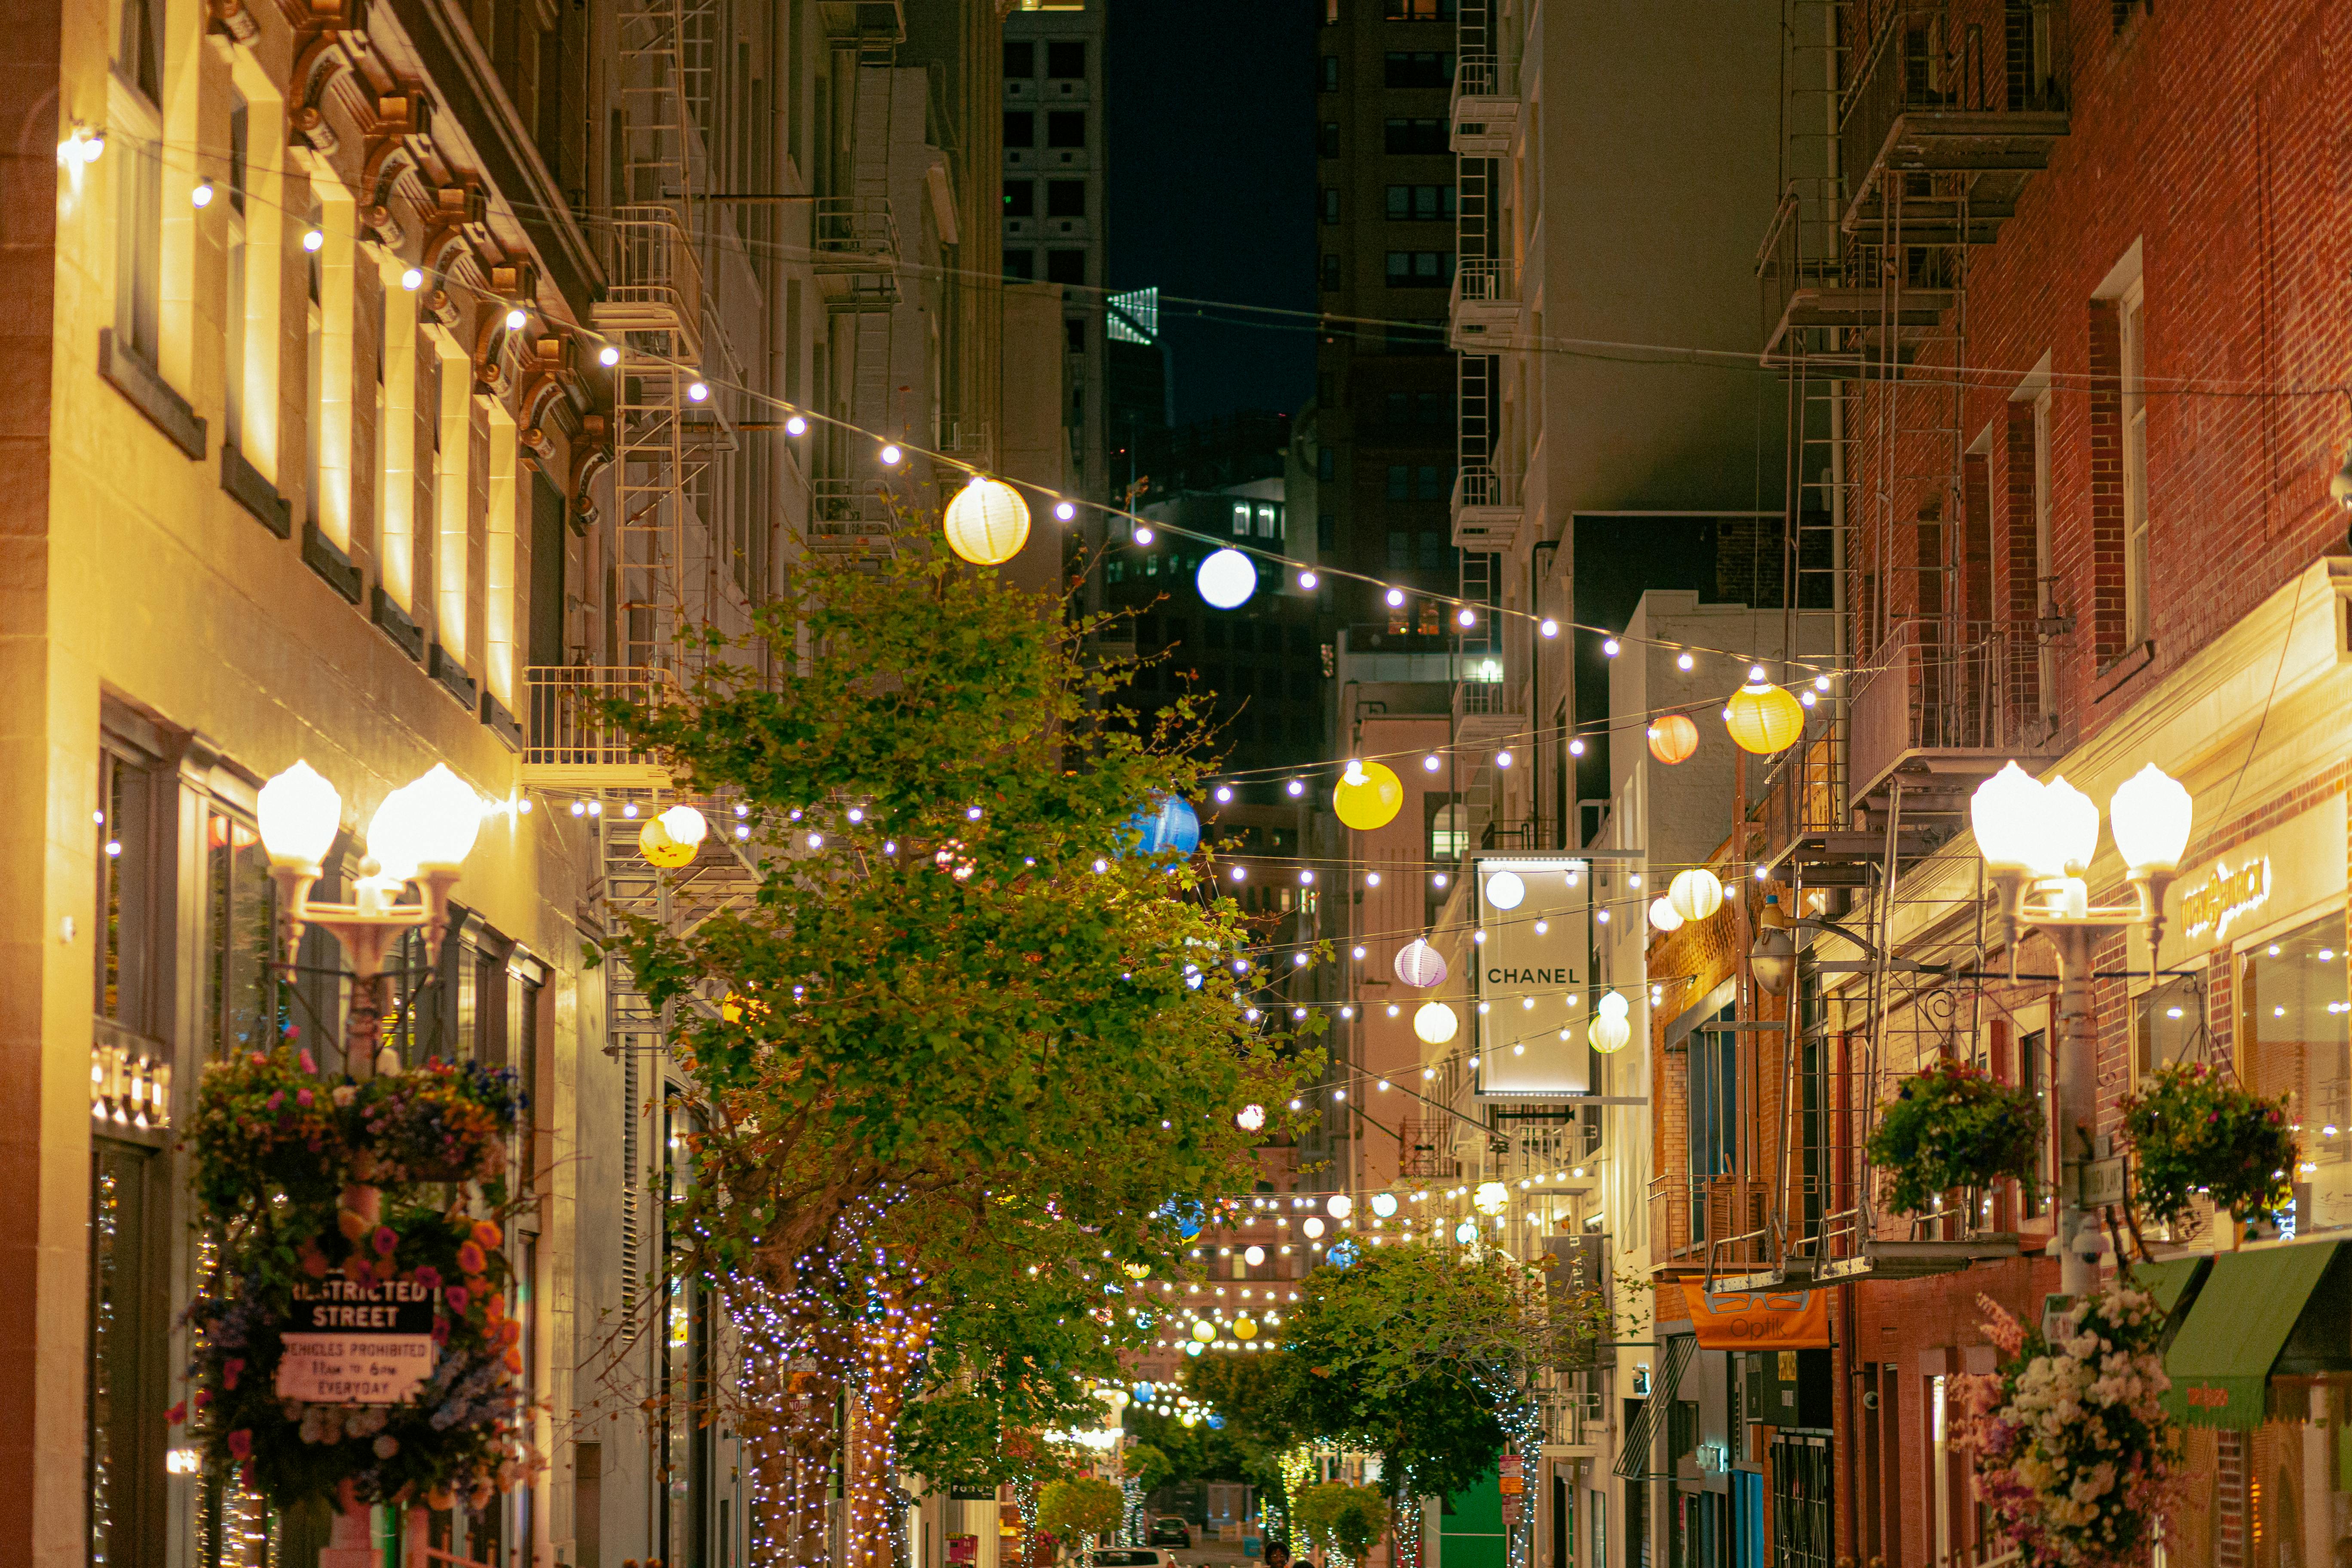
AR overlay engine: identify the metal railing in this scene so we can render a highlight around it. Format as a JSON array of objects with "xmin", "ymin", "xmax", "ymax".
[
  {"xmin": 1847, "ymin": 619, "xmax": 2025, "ymax": 794},
  {"xmin": 1535, "ymin": 1383, "xmax": 1604, "ymax": 1449},
  {"xmin": 1645, "ymin": 1173, "xmax": 1772, "ymax": 1265},
  {"xmin": 1452, "ymin": 52, "xmax": 1517, "ymax": 104},
  {"xmin": 1452, "ymin": 464, "xmax": 1522, "ymax": 512},
  {"xmin": 524, "ymin": 666, "xmax": 680, "ymax": 778},
  {"xmin": 806, "ymin": 480, "xmax": 896, "ymax": 554},
  {"xmin": 812, "ymin": 196, "xmax": 899, "ymax": 267},
  {"xmin": 597, "ymin": 205, "xmax": 704, "ymax": 352},
  {"xmin": 1839, "ymin": 1, "xmax": 2067, "ymax": 193},
  {"xmin": 1451, "ymin": 257, "xmax": 1517, "ymax": 308}
]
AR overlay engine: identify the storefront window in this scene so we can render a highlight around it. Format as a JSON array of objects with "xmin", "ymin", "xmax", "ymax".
[
  {"xmin": 2132, "ymin": 975, "xmax": 2203, "ymax": 1081},
  {"xmin": 2240, "ymin": 917, "xmax": 2352, "ymax": 1231}
]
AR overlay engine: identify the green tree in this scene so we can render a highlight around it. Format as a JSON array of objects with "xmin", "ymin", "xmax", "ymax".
[
  {"xmin": 1291, "ymin": 1483, "xmax": 1390, "ymax": 1562},
  {"xmin": 1040, "ymin": 1476, "xmax": 1127, "ymax": 1550},
  {"xmin": 1273, "ymin": 1241, "xmax": 1546, "ymax": 1501},
  {"xmin": 1122, "ymin": 1442, "xmax": 1173, "ymax": 1491},
  {"xmin": 603, "ymin": 522, "xmax": 1317, "ymax": 1567}
]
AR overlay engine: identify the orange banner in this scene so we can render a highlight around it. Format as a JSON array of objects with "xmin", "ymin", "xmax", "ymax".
[{"xmin": 1685, "ymin": 1287, "xmax": 1831, "ymax": 1349}]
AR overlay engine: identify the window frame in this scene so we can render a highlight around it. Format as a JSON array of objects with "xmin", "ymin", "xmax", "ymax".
[{"xmin": 2119, "ymin": 279, "xmax": 2150, "ymax": 646}]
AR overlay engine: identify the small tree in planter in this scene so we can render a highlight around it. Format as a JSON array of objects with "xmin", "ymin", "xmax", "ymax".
[
  {"xmin": 1866, "ymin": 1058, "xmax": 2043, "ymax": 1217},
  {"xmin": 1039, "ymin": 1476, "xmax": 1126, "ymax": 1558},
  {"xmin": 2121, "ymin": 1061, "xmax": 2297, "ymax": 1242},
  {"xmin": 1292, "ymin": 1483, "xmax": 1389, "ymax": 1567}
]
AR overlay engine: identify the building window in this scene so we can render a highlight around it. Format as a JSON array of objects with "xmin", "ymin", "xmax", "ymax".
[
  {"xmin": 2241, "ymin": 920, "xmax": 2351, "ymax": 1216},
  {"xmin": 1317, "ymin": 511, "xmax": 1334, "ymax": 551},
  {"xmin": 2033, "ymin": 386, "xmax": 2055, "ymax": 711},
  {"xmin": 2130, "ymin": 976, "xmax": 2201, "ymax": 1083},
  {"xmin": 1428, "ymin": 799, "xmax": 1467, "ymax": 860},
  {"xmin": 1384, "ymin": 117, "xmax": 1447, "ymax": 154},
  {"xmin": 1317, "ymin": 447, "xmax": 1335, "ymax": 481},
  {"xmin": 1385, "ymin": 0, "xmax": 1456, "ymax": 15},
  {"xmin": 2019, "ymin": 1026, "xmax": 2049, "ymax": 1219},
  {"xmin": 1321, "ymin": 55, "xmax": 1340, "ymax": 92},
  {"xmin": 1321, "ymin": 188, "xmax": 1341, "ymax": 225},
  {"xmin": 1320, "ymin": 253, "xmax": 1341, "ymax": 290},
  {"xmin": 1386, "ymin": 390, "xmax": 1409, "ymax": 424},
  {"xmin": 1046, "ymin": 40, "xmax": 1086, "ymax": 77},
  {"xmin": 1003, "ymin": 249, "xmax": 1035, "ymax": 281},
  {"xmin": 1414, "ymin": 464, "xmax": 1446, "ymax": 500},
  {"xmin": 1256, "ymin": 502, "xmax": 1280, "ymax": 539},
  {"xmin": 1046, "ymin": 110, "xmax": 1086, "ymax": 148},
  {"xmin": 1045, "ymin": 179, "xmax": 1086, "ymax": 218},
  {"xmin": 1318, "ymin": 121, "xmax": 1341, "ymax": 158},
  {"xmin": 1416, "ymin": 530, "xmax": 1449, "ymax": 570},
  {"xmin": 1004, "ymin": 39, "xmax": 1034, "ymax": 78},
  {"xmin": 224, "ymin": 98, "xmax": 248, "ymax": 443},
  {"xmin": 1386, "ymin": 465, "xmax": 1409, "ymax": 500},
  {"xmin": 1065, "ymin": 316, "xmax": 1085, "ymax": 352},
  {"xmin": 112, "ymin": 0, "xmax": 166, "ymax": 367},
  {"xmin": 1045, "ymin": 249, "xmax": 1085, "ymax": 285},
  {"xmin": 1387, "ymin": 530, "xmax": 1410, "ymax": 568},
  {"xmin": 2120, "ymin": 281, "xmax": 2150, "ymax": 646},
  {"xmin": 1386, "ymin": 183, "xmax": 1455, "ymax": 220},
  {"xmin": 1385, "ymin": 251, "xmax": 1453, "ymax": 287},
  {"xmin": 1384, "ymin": 51, "xmax": 1455, "ymax": 87},
  {"xmin": 1004, "ymin": 110, "xmax": 1034, "ymax": 148},
  {"xmin": 1003, "ymin": 180, "xmax": 1035, "ymax": 217}
]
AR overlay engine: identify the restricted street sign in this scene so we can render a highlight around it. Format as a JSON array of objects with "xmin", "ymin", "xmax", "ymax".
[{"xmin": 273, "ymin": 1276, "xmax": 440, "ymax": 1404}]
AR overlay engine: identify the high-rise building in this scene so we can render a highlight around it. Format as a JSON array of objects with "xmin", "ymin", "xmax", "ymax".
[
  {"xmin": 1003, "ymin": 0, "xmax": 1109, "ymax": 510},
  {"xmin": 1312, "ymin": 0, "xmax": 1462, "ymax": 640}
]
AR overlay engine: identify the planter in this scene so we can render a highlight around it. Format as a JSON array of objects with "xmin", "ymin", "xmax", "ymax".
[
  {"xmin": 2120, "ymin": 1061, "xmax": 2297, "ymax": 1235},
  {"xmin": 1865, "ymin": 1059, "xmax": 2043, "ymax": 1216}
]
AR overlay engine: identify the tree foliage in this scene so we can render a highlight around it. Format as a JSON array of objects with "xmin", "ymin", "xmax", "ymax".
[
  {"xmin": 1271, "ymin": 1243, "xmax": 1549, "ymax": 1498},
  {"xmin": 1291, "ymin": 1483, "xmax": 1390, "ymax": 1562},
  {"xmin": 1039, "ymin": 1476, "xmax": 1127, "ymax": 1546},
  {"xmin": 601, "ymin": 522, "xmax": 1319, "ymax": 1551}
]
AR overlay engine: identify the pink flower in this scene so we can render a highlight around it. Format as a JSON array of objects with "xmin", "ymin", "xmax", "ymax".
[
  {"xmin": 193, "ymin": 1389, "xmax": 212, "ymax": 1410},
  {"xmin": 296, "ymin": 1088, "xmax": 314, "ymax": 1108},
  {"xmin": 223, "ymin": 1359, "xmax": 245, "ymax": 1391},
  {"xmin": 447, "ymin": 1286, "xmax": 472, "ymax": 1314},
  {"xmin": 348, "ymin": 1259, "xmax": 377, "ymax": 1288},
  {"xmin": 298, "ymin": 1048, "xmax": 317, "ymax": 1074},
  {"xmin": 167, "ymin": 1401, "xmax": 186, "ymax": 1425},
  {"xmin": 266, "ymin": 1091, "xmax": 285, "ymax": 1110},
  {"xmin": 413, "ymin": 1265, "xmax": 443, "ymax": 1290},
  {"xmin": 226, "ymin": 1430, "xmax": 252, "ymax": 1460},
  {"xmin": 372, "ymin": 1226, "xmax": 398, "ymax": 1258}
]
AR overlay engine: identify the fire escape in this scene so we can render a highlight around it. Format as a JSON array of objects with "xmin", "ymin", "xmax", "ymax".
[{"xmin": 1709, "ymin": 0, "xmax": 2072, "ymax": 1292}]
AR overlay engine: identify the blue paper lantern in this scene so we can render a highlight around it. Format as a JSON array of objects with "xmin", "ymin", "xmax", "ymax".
[
  {"xmin": 1135, "ymin": 1382, "xmax": 1157, "ymax": 1403},
  {"xmin": 1126, "ymin": 795, "xmax": 1201, "ymax": 859},
  {"xmin": 1327, "ymin": 1239, "xmax": 1360, "ymax": 1269},
  {"xmin": 1161, "ymin": 1198, "xmax": 1206, "ymax": 1240},
  {"xmin": 1207, "ymin": 1414, "xmax": 1226, "ymax": 1430}
]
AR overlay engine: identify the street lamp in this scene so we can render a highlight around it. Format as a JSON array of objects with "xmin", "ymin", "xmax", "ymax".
[
  {"xmin": 258, "ymin": 760, "xmax": 484, "ymax": 1078},
  {"xmin": 1969, "ymin": 760, "xmax": 2192, "ymax": 1299}
]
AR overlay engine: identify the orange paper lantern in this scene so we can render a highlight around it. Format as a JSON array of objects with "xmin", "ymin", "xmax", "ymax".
[{"xmin": 1647, "ymin": 714, "xmax": 1700, "ymax": 766}]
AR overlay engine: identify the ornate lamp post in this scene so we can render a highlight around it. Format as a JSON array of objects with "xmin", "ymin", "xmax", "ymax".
[
  {"xmin": 1969, "ymin": 760, "xmax": 2193, "ymax": 1299},
  {"xmin": 253, "ymin": 757, "xmax": 485, "ymax": 1568}
]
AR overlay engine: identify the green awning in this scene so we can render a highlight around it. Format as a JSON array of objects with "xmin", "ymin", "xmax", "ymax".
[
  {"xmin": 2162, "ymin": 1242, "xmax": 2342, "ymax": 1428},
  {"xmin": 2126, "ymin": 1256, "xmax": 2209, "ymax": 1317}
]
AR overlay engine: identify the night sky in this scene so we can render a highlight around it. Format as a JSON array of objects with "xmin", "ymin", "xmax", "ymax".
[{"xmin": 1106, "ymin": 1, "xmax": 1320, "ymax": 428}]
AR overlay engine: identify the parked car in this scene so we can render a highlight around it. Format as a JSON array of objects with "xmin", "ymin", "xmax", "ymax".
[
  {"xmin": 1093, "ymin": 1550, "xmax": 1183, "ymax": 1568},
  {"xmin": 1148, "ymin": 1516, "xmax": 1194, "ymax": 1548}
]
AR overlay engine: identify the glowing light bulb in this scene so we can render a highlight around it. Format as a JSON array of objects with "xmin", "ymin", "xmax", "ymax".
[
  {"xmin": 687, "ymin": 381, "xmax": 710, "ymax": 401},
  {"xmin": 1299, "ymin": 570, "xmax": 1319, "ymax": 589},
  {"xmin": 1540, "ymin": 618, "xmax": 1559, "ymax": 637},
  {"xmin": 1387, "ymin": 588, "xmax": 1405, "ymax": 606},
  {"xmin": 192, "ymin": 181, "xmax": 214, "ymax": 208},
  {"xmin": 598, "ymin": 345, "xmax": 621, "ymax": 366},
  {"xmin": 303, "ymin": 228, "xmax": 325, "ymax": 252},
  {"xmin": 1055, "ymin": 500, "xmax": 1075, "ymax": 520},
  {"xmin": 880, "ymin": 443, "xmax": 903, "ymax": 465}
]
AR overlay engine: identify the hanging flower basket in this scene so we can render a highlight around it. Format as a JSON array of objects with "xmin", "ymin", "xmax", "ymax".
[
  {"xmin": 175, "ymin": 1049, "xmax": 536, "ymax": 1512},
  {"xmin": 1865, "ymin": 1058, "xmax": 2043, "ymax": 1216},
  {"xmin": 1952, "ymin": 1285, "xmax": 2180, "ymax": 1568},
  {"xmin": 2119, "ymin": 1061, "xmax": 2297, "ymax": 1231}
]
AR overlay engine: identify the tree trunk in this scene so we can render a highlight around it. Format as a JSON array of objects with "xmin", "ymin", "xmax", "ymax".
[{"xmin": 841, "ymin": 1296, "xmax": 940, "ymax": 1568}]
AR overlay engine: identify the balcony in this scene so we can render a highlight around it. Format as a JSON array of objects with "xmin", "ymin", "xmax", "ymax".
[
  {"xmin": 1847, "ymin": 618, "xmax": 2052, "ymax": 809},
  {"xmin": 1647, "ymin": 1173, "xmax": 1773, "ymax": 1274},
  {"xmin": 1450, "ymin": 464, "xmax": 1523, "ymax": 552},
  {"xmin": 934, "ymin": 420, "xmax": 992, "ymax": 462},
  {"xmin": 1448, "ymin": 257, "xmax": 1519, "ymax": 349},
  {"xmin": 806, "ymin": 480, "xmax": 897, "ymax": 563},
  {"xmin": 812, "ymin": 198, "xmax": 901, "ymax": 310},
  {"xmin": 593, "ymin": 205, "xmax": 704, "ymax": 360},
  {"xmin": 523, "ymin": 666, "xmax": 680, "ymax": 790},
  {"xmin": 1449, "ymin": 54, "xmax": 1519, "ymax": 155},
  {"xmin": 1837, "ymin": 2, "xmax": 2068, "ymax": 243},
  {"xmin": 818, "ymin": 0, "xmax": 903, "ymax": 60},
  {"xmin": 1761, "ymin": 285, "xmax": 1954, "ymax": 369}
]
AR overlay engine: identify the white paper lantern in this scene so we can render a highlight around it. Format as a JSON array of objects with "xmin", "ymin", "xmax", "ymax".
[
  {"xmin": 1413, "ymin": 1001, "xmax": 1459, "ymax": 1045},
  {"xmin": 1474, "ymin": 1181, "xmax": 1509, "ymax": 1216},
  {"xmin": 1303, "ymin": 1216, "xmax": 1326, "ymax": 1239},
  {"xmin": 1589, "ymin": 1012, "xmax": 1632, "ymax": 1054},
  {"xmin": 1648, "ymin": 897, "xmax": 1684, "ymax": 932},
  {"xmin": 1369, "ymin": 1192, "xmax": 1398, "ymax": 1218},
  {"xmin": 1395, "ymin": 938, "xmax": 1447, "ymax": 989},
  {"xmin": 1243, "ymin": 1246, "xmax": 1265, "ymax": 1266},
  {"xmin": 1668, "ymin": 867, "xmax": 1725, "ymax": 922},
  {"xmin": 1326, "ymin": 1193, "xmax": 1353, "ymax": 1219},
  {"xmin": 1236, "ymin": 1103, "xmax": 1266, "ymax": 1131},
  {"xmin": 1197, "ymin": 548, "xmax": 1257, "ymax": 609},
  {"xmin": 658, "ymin": 804, "xmax": 708, "ymax": 846},
  {"xmin": 943, "ymin": 476, "xmax": 1031, "ymax": 565},
  {"xmin": 1484, "ymin": 870, "xmax": 1526, "ymax": 910},
  {"xmin": 1598, "ymin": 990, "xmax": 1631, "ymax": 1018}
]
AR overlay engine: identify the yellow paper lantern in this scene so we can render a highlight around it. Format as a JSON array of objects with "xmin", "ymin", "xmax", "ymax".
[
  {"xmin": 1724, "ymin": 682, "xmax": 1805, "ymax": 756},
  {"xmin": 640, "ymin": 819, "xmax": 695, "ymax": 867},
  {"xmin": 1668, "ymin": 867, "xmax": 1725, "ymax": 923},
  {"xmin": 943, "ymin": 476, "xmax": 1031, "ymax": 565},
  {"xmin": 1332, "ymin": 761, "xmax": 1405, "ymax": 832},
  {"xmin": 1233, "ymin": 1316, "xmax": 1258, "ymax": 1341},
  {"xmin": 1647, "ymin": 714, "xmax": 1699, "ymax": 766}
]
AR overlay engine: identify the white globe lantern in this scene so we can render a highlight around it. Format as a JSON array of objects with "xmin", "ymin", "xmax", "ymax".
[
  {"xmin": 256, "ymin": 760, "xmax": 343, "ymax": 870},
  {"xmin": 1668, "ymin": 868, "xmax": 1725, "ymax": 922},
  {"xmin": 943, "ymin": 476, "xmax": 1032, "ymax": 565},
  {"xmin": 1197, "ymin": 548, "xmax": 1257, "ymax": 609},
  {"xmin": 1413, "ymin": 1001, "xmax": 1459, "ymax": 1045},
  {"xmin": 1303, "ymin": 1216, "xmax": 1326, "ymax": 1239},
  {"xmin": 1473, "ymin": 1181, "xmax": 1509, "ymax": 1216},
  {"xmin": 1326, "ymin": 1193, "xmax": 1353, "ymax": 1219},
  {"xmin": 1589, "ymin": 1012, "xmax": 1633, "ymax": 1054},
  {"xmin": 1648, "ymin": 897, "xmax": 1684, "ymax": 933},
  {"xmin": 1597, "ymin": 990, "xmax": 1631, "ymax": 1019},
  {"xmin": 2110, "ymin": 763, "xmax": 2193, "ymax": 876},
  {"xmin": 658, "ymin": 804, "xmax": 709, "ymax": 846},
  {"xmin": 1484, "ymin": 870, "xmax": 1526, "ymax": 910},
  {"xmin": 1455, "ymin": 1219, "xmax": 1479, "ymax": 1244},
  {"xmin": 1236, "ymin": 1102, "xmax": 1267, "ymax": 1131},
  {"xmin": 1243, "ymin": 1246, "xmax": 1266, "ymax": 1266},
  {"xmin": 1369, "ymin": 1192, "xmax": 1398, "ymax": 1218}
]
